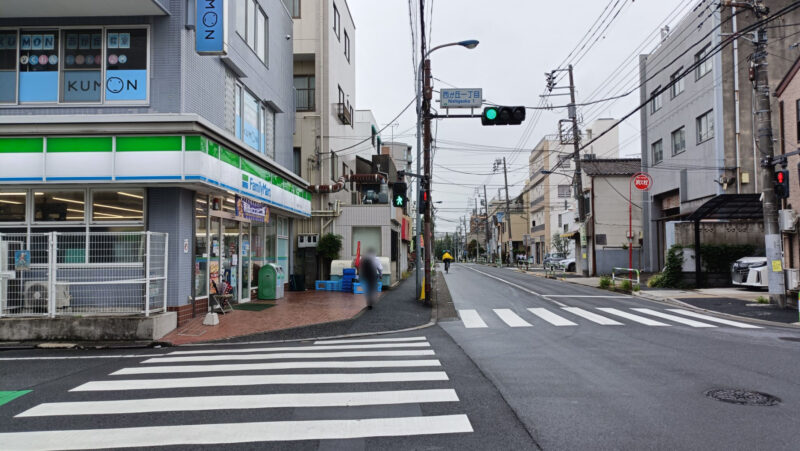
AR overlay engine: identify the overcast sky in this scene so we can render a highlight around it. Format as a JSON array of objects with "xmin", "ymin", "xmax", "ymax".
[{"xmin": 348, "ymin": 0, "xmax": 695, "ymax": 232}]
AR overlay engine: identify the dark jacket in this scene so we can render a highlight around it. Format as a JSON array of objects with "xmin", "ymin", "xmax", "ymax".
[{"xmin": 359, "ymin": 257, "xmax": 379, "ymax": 286}]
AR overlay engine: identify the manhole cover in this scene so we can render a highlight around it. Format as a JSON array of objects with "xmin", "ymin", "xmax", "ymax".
[
  {"xmin": 779, "ymin": 337, "xmax": 800, "ymax": 343},
  {"xmin": 705, "ymin": 389, "xmax": 780, "ymax": 406}
]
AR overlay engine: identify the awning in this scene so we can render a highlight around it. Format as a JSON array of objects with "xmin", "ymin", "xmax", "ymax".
[
  {"xmin": 686, "ymin": 194, "xmax": 763, "ymax": 221},
  {"xmin": 1, "ymin": 0, "xmax": 169, "ymax": 17},
  {"xmin": 560, "ymin": 231, "xmax": 578, "ymax": 238}
]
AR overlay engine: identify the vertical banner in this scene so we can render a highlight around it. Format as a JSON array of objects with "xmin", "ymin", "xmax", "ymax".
[{"xmin": 196, "ymin": 0, "xmax": 226, "ymax": 54}]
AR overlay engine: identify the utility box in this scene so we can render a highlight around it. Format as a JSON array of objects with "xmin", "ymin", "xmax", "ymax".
[
  {"xmin": 786, "ymin": 269, "xmax": 800, "ymax": 290},
  {"xmin": 779, "ymin": 210, "xmax": 797, "ymax": 232},
  {"xmin": 257, "ymin": 263, "xmax": 284, "ymax": 300}
]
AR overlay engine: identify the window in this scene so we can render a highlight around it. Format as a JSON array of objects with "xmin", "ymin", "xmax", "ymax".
[
  {"xmin": 338, "ymin": 85, "xmax": 344, "ymax": 106},
  {"xmin": 330, "ymin": 151, "xmax": 339, "ymax": 181},
  {"xmin": 695, "ymin": 44, "xmax": 712, "ymax": 80},
  {"xmin": 352, "ymin": 227, "xmax": 381, "ymax": 256},
  {"xmin": 670, "ymin": 68, "xmax": 684, "ymax": 99},
  {"xmin": 234, "ymin": 84, "xmax": 242, "ymax": 139},
  {"xmin": 671, "ymin": 127, "xmax": 686, "ymax": 155},
  {"xmin": 247, "ymin": 0, "xmax": 256, "ymax": 48},
  {"xmin": 237, "ymin": 0, "xmax": 268, "ymax": 64},
  {"xmin": 349, "ymin": 104, "xmax": 354, "ymax": 128},
  {"xmin": 61, "ymin": 29, "xmax": 102, "ymax": 103},
  {"xmin": 796, "ymin": 100, "xmax": 800, "ymax": 142},
  {"xmin": 91, "ymin": 190, "xmax": 144, "ymax": 222},
  {"xmin": 696, "ymin": 110, "xmax": 714, "ymax": 143},
  {"xmin": 293, "ymin": 147, "xmax": 302, "ymax": 176},
  {"xmin": 262, "ymin": 105, "xmax": 275, "ymax": 159},
  {"xmin": 650, "ymin": 87, "xmax": 662, "ymax": 114},
  {"xmin": 0, "ymin": 31, "xmax": 18, "ymax": 103},
  {"xmin": 294, "ymin": 75, "xmax": 315, "ymax": 111},
  {"xmin": 333, "ymin": 3, "xmax": 341, "ymax": 40},
  {"xmin": 194, "ymin": 196, "xmax": 209, "ymax": 298},
  {"xmin": 558, "ymin": 213, "xmax": 562, "ymax": 228},
  {"xmin": 558, "ymin": 155, "xmax": 571, "ymax": 169},
  {"xmin": 557, "ymin": 185, "xmax": 571, "ymax": 198},
  {"xmin": 289, "ymin": 0, "xmax": 301, "ymax": 18},
  {"xmin": 2, "ymin": 27, "xmax": 148, "ymax": 104},
  {"xmin": 236, "ymin": 0, "xmax": 247, "ymax": 37},
  {"xmin": 652, "ymin": 139, "xmax": 663, "ymax": 164},
  {"xmin": 596, "ymin": 234, "xmax": 607, "ymax": 245},
  {"xmin": 344, "ymin": 30, "xmax": 350, "ymax": 62},
  {"xmin": 34, "ymin": 190, "xmax": 85, "ymax": 222},
  {"xmin": 0, "ymin": 191, "xmax": 26, "ymax": 222},
  {"xmin": 242, "ymin": 88, "xmax": 261, "ymax": 151},
  {"xmin": 256, "ymin": 8, "xmax": 267, "ymax": 63}
]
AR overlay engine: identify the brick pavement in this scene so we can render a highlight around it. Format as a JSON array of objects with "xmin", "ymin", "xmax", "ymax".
[{"xmin": 161, "ymin": 289, "xmax": 376, "ymax": 345}]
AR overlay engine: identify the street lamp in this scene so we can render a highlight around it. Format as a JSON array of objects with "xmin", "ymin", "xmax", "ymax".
[{"xmin": 415, "ymin": 39, "xmax": 479, "ymax": 301}]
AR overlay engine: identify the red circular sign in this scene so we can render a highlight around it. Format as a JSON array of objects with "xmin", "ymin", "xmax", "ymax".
[{"xmin": 633, "ymin": 173, "xmax": 653, "ymax": 191}]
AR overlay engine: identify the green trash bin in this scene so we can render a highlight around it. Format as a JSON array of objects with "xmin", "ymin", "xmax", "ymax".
[{"xmin": 257, "ymin": 263, "xmax": 284, "ymax": 300}]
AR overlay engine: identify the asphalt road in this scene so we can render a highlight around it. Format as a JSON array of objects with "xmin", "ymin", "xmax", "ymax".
[{"xmin": 439, "ymin": 263, "xmax": 800, "ymax": 451}]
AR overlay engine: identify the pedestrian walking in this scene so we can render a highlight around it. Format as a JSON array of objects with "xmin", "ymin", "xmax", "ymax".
[{"xmin": 359, "ymin": 248, "xmax": 382, "ymax": 309}]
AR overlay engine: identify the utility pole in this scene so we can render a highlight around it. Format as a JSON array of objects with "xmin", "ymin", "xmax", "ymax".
[
  {"xmin": 422, "ymin": 59, "xmax": 433, "ymax": 299},
  {"xmin": 483, "ymin": 184, "xmax": 490, "ymax": 263},
  {"xmin": 495, "ymin": 158, "xmax": 513, "ymax": 265},
  {"xmin": 722, "ymin": 0, "xmax": 785, "ymax": 307},
  {"xmin": 567, "ymin": 65, "xmax": 587, "ymax": 223}
]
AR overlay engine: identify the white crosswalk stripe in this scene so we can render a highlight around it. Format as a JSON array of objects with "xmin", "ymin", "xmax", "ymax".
[
  {"xmin": 1, "ymin": 339, "xmax": 475, "ymax": 448},
  {"xmin": 666, "ymin": 309, "xmax": 762, "ymax": 328},
  {"xmin": 562, "ymin": 307, "xmax": 623, "ymax": 325},
  {"xmin": 493, "ymin": 309, "xmax": 532, "ymax": 327},
  {"xmin": 632, "ymin": 308, "xmax": 717, "ymax": 328},
  {"xmin": 458, "ymin": 309, "xmax": 488, "ymax": 328},
  {"xmin": 597, "ymin": 308, "xmax": 670, "ymax": 326},
  {"xmin": 527, "ymin": 308, "xmax": 578, "ymax": 326}
]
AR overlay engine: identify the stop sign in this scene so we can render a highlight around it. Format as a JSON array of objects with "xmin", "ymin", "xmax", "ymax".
[{"xmin": 632, "ymin": 173, "xmax": 652, "ymax": 191}]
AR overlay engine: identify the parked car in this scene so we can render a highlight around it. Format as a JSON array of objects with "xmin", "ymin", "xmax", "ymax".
[
  {"xmin": 731, "ymin": 256, "xmax": 768, "ymax": 289},
  {"xmin": 556, "ymin": 257, "xmax": 576, "ymax": 272},
  {"xmin": 543, "ymin": 253, "xmax": 566, "ymax": 268}
]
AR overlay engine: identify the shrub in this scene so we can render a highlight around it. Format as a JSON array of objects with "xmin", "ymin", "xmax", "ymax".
[
  {"xmin": 620, "ymin": 280, "xmax": 633, "ymax": 292},
  {"xmin": 599, "ymin": 276, "xmax": 612, "ymax": 289},
  {"xmin": 318, "ymin": 233, "xmax": 343, "ymax": 261},
  {"xmin": 648, "ymin": 245, "xmax": 684, "ymax": 288},
  {"xmin": 699, "ymin": 244, "xmax": 756, "ymax": 274},
  {"xmin": 755, "ymin": 296, "xmax": 769, "ymax": 304}
]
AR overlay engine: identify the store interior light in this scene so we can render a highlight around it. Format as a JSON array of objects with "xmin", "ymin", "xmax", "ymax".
[
  {"xmin": 52, "ymin": 197, "xmax": 85, "ymax": 205},
  {"xmin": 117, "ymin": 191, "xmax": 144, "ymax": 199},
  {"xmin": 66, "ymin": 208, "xmax": 85, "ymax": 214},
  {"xmin": 0, "ymin": 192, "xmax": 26, "ymax": 196},
  {"xmin": 0, "ymin": 199, "xmax": 22, "ymax": 205},
  {"xmin": 93, "ymin": 203, "xmax": 142, "ymax": 214}
]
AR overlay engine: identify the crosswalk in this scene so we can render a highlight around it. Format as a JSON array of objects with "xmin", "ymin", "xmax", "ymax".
[
  {"xmin": 456, "ymin": 307, "xmax": 761, "ymax": 330},
  {"xmin": 1, "ymin": 336, "xmax": 473, "ymax": 450}
]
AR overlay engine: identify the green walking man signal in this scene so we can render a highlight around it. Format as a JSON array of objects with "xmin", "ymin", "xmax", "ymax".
[{"xmin": 393, "ymin": 182, "xmax": 407, "ymax": 207}]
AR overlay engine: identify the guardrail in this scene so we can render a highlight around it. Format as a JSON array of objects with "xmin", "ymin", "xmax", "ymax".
[
  {"xmin": 612, "ymin": 267, "xmax": 640, "ymax": 289},
  {"xmin": 544, "ymin": 264, "xmax": 565, "ymax": 278}
]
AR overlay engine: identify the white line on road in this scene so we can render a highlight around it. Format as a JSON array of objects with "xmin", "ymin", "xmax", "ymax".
[
  {"xmin": 632, "ymin": 309, "xmax": 717, "ymax": 328},
  {"xmin": 18, "ymin": 389, "xmax": 460, "ymax": 417},
  {"xmin": 111, "ymin": 359, "xmax": 442, "ymax": 375},
  {"xmin": 313, "ymin": 336, "xmax": 427, "ymax": 345},
  {"xmin": 493, "ymin": 309, "xmax": 532, "ymax": 327},
  {"xmin": 461, "ymin": 266, "xmax": 567, "ymax": 306},
  {"xmin": 666, "ymin": 309, "xmax": 762, "ymax": 329},
  {"xmin": 458, "ymin": 309, "xmax": 488, "ymax": 328},
  {"xmin": 71, "ymin": 371, "xmax": 450, "ymax": 391},
  {"xmin": 597, "ymin": 308, "xmax": 670, "ymax": 326},
  {"xmin": 167, "ymin": 342, "xmax": 431, "ymax": 355},
  {"xmin": 543, "ymin": 295, "xmax": 632, "ymax": 298},
  {"xmin": 142, "ymin": 350, "xmax": 436, "ymax": 364},
  {"xmin": 527, "ymin": 308, "xmax": 578, "ymax": 326},
  {"xmin": 562, "ymin": 307, "xmax": 623, "ymax": 325},
  {"xmin": 0, "ymin": 355, "xmax": 168, "ymax": 361},
  {"xmin": 0, "ymin": 414, "xmax": 474, "ymax": 450}
]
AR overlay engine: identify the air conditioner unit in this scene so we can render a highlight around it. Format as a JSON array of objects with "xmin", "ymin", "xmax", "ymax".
[
  {"xmin": 297, "ymin": 234, "xmax": 319, "ymax": 248},
  {"xmin": 23, "ymin": 281, "xmax": 71, "ymax": 309},
  {"xmin": 786, "ymin": 269, "xmax": 800, "ymax": 290},
  {"xmin": 779, "ymin": 209, "xmax": 797, "ymax": 232}
]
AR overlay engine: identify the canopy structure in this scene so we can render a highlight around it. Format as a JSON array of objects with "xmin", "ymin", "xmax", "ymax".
[
  {"xmin": 1, "ymin": 0, "xmax": 169, "ymax": 17},
  {"xmin": 685, "ymin": 194, "xmax": 763, "ymax": 287}
]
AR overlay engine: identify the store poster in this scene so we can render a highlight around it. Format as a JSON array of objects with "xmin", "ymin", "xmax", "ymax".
[
  {"xmin": 64, "ymin": 71, "xmax": 102, "ymax": 102},
  {"xmin": 19, "ymin": 72, "xmax": 58, "ymax": 102},
  {"xmin": 14, "ymin": 250, "xmax": 30, "ymax": 271},
  {"xmin": 105, "ymin": 69, "xmax": 146, "ymax": 101}
]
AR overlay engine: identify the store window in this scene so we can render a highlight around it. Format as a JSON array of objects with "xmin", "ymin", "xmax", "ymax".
[
  {"xmin": 195, "ymin": 196, "xmax": 209, "ymax": 299},
  {"xmin": 91, "ymin": 190, "xmax": 144, "ymax": 222},
  {"xmin": 34, "ymin": 191, "xmax": 85, "ymax": 222},
  {"xmin": 0, "ymin": 31, "xmax": 18, "ymax": 103},
  {"xmin": 242, "ymin": 88, "xmax": 261, "ymax": 151},
  {"xmin": 61, "ymin": 29, "xmax": 102, "ymax": 103},
  {"xmin": 19, "ymin": 29, "xmax": 59, "ymax": 102},
  {"xmin": 0, "ymin": 191, "xmax": 26, "ymax": 222},
  {"xmin": 105, "ymin": 28, "xmax": 147, "ymax": 102}
]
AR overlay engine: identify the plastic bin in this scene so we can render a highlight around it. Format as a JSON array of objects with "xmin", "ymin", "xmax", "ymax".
[{"xmin": 353, "ymin": 283, "xmax": 365, "ymax": 294}]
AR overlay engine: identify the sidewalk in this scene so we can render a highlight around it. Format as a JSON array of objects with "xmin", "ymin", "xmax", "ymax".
[
  {"xmin": 162, "ymin": 276, "xmax": 432, "ymax": 345},
  {"xmin": 517, "ymin": 267, "xmax": 800, "ymax": 326}
]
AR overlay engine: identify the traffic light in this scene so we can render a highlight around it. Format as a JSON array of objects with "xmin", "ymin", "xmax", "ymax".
[
  {"xmin": 418, "ymin": 188, "xmax": 429, "ymax": 214},
  {"xmin": 775, "ymin": 169, "xmax": 790, "ymax": 199},
  {"xmin": 481, "ymin": 106, "xmax": 526, "ymax": 126},
  {"xmin": 393, "ymin": 182, "xmax": 407, "ymax": 207}
]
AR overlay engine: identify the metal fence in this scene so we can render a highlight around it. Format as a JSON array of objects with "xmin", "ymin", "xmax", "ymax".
[{"xmin": 0, "ymin": 232, "xmax": 168, "ymax": 317}]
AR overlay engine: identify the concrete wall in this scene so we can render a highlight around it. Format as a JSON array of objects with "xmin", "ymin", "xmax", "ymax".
[
  {"xmin": 596, "ymin": 249, "xmax": 642, "ymax": 276},
  {"xmin": 0, "ymin": 312, "xmax": 176, "ymax": 341},
  {"xmin": 147, "ymin": 187, "xmax": 194, "ymax": 308},
  {"xmin": 673, "ymin": 221, "xmax": 765, "ymax": 251}
]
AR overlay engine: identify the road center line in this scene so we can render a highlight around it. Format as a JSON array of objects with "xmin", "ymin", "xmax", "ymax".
[{"xmin": 463, "ymin": 265, "xmax": 566, "ymax": 306}]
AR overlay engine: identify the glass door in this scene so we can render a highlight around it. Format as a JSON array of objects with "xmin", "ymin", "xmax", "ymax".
[
  {"xmin": 209, "ymin": 217, "xmax": 221, "ymax": 297},
  {"xmin": 241, "ymin": 223, "xmax": 251, "ymax": 302},
  {"xmin": 222, "ymin": 218, "xmax": 240, "ymax": 302}
]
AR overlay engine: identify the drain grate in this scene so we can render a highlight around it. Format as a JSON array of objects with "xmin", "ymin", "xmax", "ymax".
[
  {"xmin": 705, "ymin": 389, "xmax": 780, "ymax": 406},
  {"xmin": 779, "ymin": 337, "xmax": 800, "ymax": 343}
]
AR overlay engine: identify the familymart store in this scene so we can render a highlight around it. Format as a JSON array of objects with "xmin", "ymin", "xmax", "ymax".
[{"xmin": 0, "ymin": 133, "xmax": 311, "ymax": 325}]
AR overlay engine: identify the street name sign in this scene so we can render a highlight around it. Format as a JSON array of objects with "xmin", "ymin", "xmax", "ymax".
[{"xmin": 440, "ymin": 88, "xmax": 482, "ymax": 108}]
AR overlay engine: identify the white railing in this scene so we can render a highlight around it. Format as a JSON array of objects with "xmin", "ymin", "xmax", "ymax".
[
  {"xmin": 612, "ymin": 267, "xmax": 641, "ymax": 290},
  {"xmin": 0, "ymin": 232, "xmax": 168, "ymax": 318}
]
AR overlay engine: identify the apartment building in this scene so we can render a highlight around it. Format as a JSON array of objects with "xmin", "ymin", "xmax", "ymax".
[
  {"xmin": 0, "ymin": 1, "xmax": 307, "ymax": 327},
  {"xmin": 639, "ymin": 2, "xmax": 800, "ymax": 270}
]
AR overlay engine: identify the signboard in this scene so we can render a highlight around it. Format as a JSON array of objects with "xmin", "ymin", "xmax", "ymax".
[
  {"xmin": 632, "ymin": 172, "xmax": 653, "ymax": 191},
  {"xmin": 440, "ymin": 88, "xmax": 482, "ymax": 108},
  {"xmin": 196, "ymin": 0, "xmax": 226, "ymax": 54},
  {"xmin": 14, "ymin": 250, "xmax": 30, "ymax": 271},
  {"xmin": 235, "ymin": 195, "xmax": 269, "ymax": 223}
]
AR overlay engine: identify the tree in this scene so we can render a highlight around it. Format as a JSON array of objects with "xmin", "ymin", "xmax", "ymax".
[
  {"xmin": 467, "ymin": 239, "xmax": 485, "ymax": 256},
  {"xmin": 551, "ymin": 233, "xmax": 570, "ymax": 255},
  {"xmin": 318, "ymin": 233, "xmax": 343, "ymax": 261}
]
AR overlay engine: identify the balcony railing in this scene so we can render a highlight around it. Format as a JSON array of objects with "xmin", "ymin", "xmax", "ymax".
[
  {"xmin": 337, "ymin": 102, "xmax": 352, "ymax": 125},
  {"xmin": 296, "ymin": 88, "xmax": 315, "ymax": 111},
  {"xmin": 531, "ymin": 224, "xmax": 546, "ymax": 233}
]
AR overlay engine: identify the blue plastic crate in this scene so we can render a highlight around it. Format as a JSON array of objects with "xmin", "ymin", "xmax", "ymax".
[
  {"xmin": 343, "ymin": 268, "xmax": 356, "ymax": 276},
  {"xmin": 353, "ymin": 283, "xmax": 365, "ymax": 294},
  {"xmin": 315, "ymin": 280, "xmax": 328, "ymax": 290},
  {"xmin": 328, "ymin": 280, "xmax": 342, "ymax": 291}
]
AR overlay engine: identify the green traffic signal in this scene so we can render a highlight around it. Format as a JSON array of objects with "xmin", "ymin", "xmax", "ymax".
[
  {"xmin": 485, "ymin": 108, "xmax": 498, "ymax": 120},
  {"xmin": 395, "ymin": 195, "xmax": 405, "ymax": 207}
]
